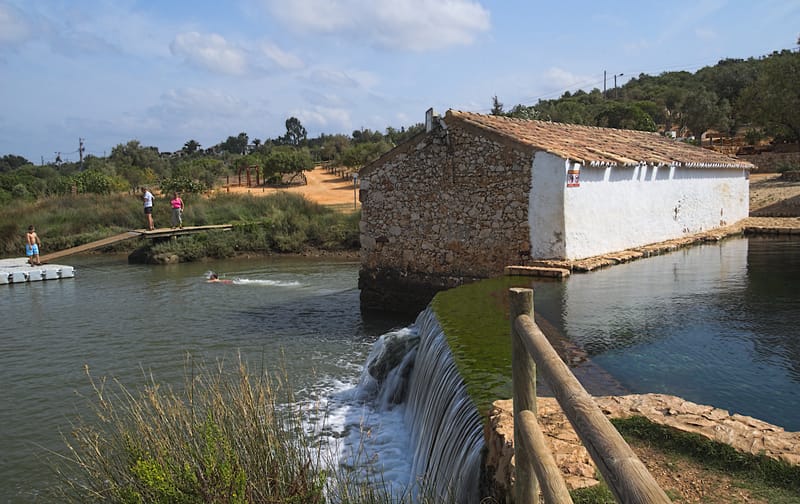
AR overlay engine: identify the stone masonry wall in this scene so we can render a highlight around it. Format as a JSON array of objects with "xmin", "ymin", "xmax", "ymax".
[
  {"xmin": 739, "ymin": 151, "xmax": 800, "ymax": 172},
  {"xmin": 359, "ymin": 119, "xmax": 533, "ymax": 312}
]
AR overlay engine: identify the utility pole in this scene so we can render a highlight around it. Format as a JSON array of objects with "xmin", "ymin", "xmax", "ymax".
[
  {"xmin": 603, "ymin": 70, "xmax": 607, "ymax": 97},
  {"xmin": 614, "ymin": 73, "xmax": 623, "ymax": 99},
  {"xmin": 79, "ymin": 138, "xmax": 85, "ymax": 169}
]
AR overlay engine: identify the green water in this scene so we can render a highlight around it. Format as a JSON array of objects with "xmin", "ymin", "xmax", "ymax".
[{"xmin": 435, "ymin": 237, "xmax": 800, "ymax": 432}]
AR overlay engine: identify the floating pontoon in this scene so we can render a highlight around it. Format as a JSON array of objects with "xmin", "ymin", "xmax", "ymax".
[{"xmin": 0, "ymin": 258, "xmax": 75, "ymax": 285}]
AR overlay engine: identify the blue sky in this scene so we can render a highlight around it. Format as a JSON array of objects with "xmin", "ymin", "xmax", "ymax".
[{"xmin": 1, "ymin": 0, "xmax": 797, "ymax": 163}]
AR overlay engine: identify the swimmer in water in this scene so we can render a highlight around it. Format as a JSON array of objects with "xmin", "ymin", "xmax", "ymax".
[{"xmin": 207, "ymin": 272, "xmax": 233, "ymax": 284}]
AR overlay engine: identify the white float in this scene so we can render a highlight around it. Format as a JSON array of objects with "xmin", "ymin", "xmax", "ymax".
[{"xmin": 0, "ymin": 258, "xmax": 76, "ymax": 285}]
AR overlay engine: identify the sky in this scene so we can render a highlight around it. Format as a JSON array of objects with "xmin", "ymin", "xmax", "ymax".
[{"xmin": 0, "ymin": 0, "xmax": 797, "ymax": 164}]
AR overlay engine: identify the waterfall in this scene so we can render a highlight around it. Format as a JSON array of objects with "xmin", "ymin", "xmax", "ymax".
[{"xmin": 352, "ymin": 306, "xmax": 485, "ymax": 503}]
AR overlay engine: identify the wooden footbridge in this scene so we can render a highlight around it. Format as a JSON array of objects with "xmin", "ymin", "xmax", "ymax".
[{"xmin": 38, "ymin": 224, "xmax": 233, "ymax": 263}]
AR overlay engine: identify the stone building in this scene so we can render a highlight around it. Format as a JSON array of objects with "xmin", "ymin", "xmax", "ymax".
[{"xmin": 358, "ymin": 109, "xmax": 753, "ymax": 313}]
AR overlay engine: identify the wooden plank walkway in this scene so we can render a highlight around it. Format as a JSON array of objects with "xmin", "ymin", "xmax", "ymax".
[{"xmin": 38, "ymin": 224, "xmax": 233, "ymax": 263}]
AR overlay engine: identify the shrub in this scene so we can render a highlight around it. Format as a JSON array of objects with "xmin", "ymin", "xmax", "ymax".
[
  {"xmin": 775, "ymin": 161, "xmax": 800, "ymax": 174},
  {"xmin": 48, "ymin": 357, "xmax": 330, "ymax": 503},
  {"xmin": 744, "ymin": 128, "xmax": 765, "ymax": 145}
]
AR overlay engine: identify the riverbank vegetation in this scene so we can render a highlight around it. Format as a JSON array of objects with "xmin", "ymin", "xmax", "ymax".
[
  {"xmin": 48, "ymin": 357, "xmax": 405, "ymax": 503},
  {"xmin": 0, "ymin": 191, "xmax": 359, "ymax": 261},
  {"xmin": 572, "ymin": 416, "xmax": 800, "ymax": 504}
]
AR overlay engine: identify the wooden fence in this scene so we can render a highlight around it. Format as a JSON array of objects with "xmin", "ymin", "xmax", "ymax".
[{"xmin": 509, "ymin": 288, "xmax": 671, "ymax": 504}]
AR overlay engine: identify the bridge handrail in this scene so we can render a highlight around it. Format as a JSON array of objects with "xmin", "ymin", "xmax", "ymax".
[{"xmin": 510, "ymin": 288, "xmax": 671, "ymax": 504}]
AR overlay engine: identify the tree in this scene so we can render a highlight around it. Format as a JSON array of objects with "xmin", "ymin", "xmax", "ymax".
[
  {"xmin": 282, "ymin": 117, "xmax": 307, "ymax": 147},
  {"xmin": 109, "ymin": 140, "xmax": 167, "ymax": 184},
  {"xmin": 507, "ymin": 105, "xmax": 539, "ymax": 120},
  {"xmin": 535, "ymin": 99, "xmax": 592, "ymax": 125},
  {"xmin": 182, "ymin": 139, "xmax": 201, "ymax": 155},
  {"xmin": 318, "ymin": 134, "xmax": 351, "ymax": 161},
  {"xmin": 340, "ymin": 140, "xmax": 393, "ymax": 169},
  {"xmin": 172, "ymin": 157, "xmax": 224, "ymax": 189},
  {"xmin": 595, "ymin": 102, "xmax": 657, "ymax": 131},
  {"xmin": 383, "ymin": 124, "xmax": 424, "ymax": 146},
  {"xmin": 263, "ymin": 146, "xmax": 313, "ymax": 183},
  {"xmin": 219, "ymin": 133, "xmax": 249, "ymax": 155},
  {"xmin": 0, "ymin": 154, "xmax": 31, "ymax": 172},
  {"xmin": 351, "ymin": 128, "xmax": 383, "ymax": 144},
  {"xmin": 71, "ymin": 168, "xmax": 127, "ymax": 194},
  {"xmin": 491, "ymin": 95, "xmax": 504, "ymax": 115},
  {"xmin": 739, "ymin": 50, "xmax": 800, "ymax": 142},
  {"xmin": 680, "ymin": 89, "xmax": 731, "ymax": 140}
]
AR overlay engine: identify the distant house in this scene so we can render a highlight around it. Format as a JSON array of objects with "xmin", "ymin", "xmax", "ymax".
[{"xmin": 358, "ymin": 109, "xmax": 753, "ymax": 313}]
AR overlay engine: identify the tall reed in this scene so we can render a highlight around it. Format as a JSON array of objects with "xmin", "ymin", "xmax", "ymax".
[{"xmin": 48, "ymin": 355, "xmax": 398, "ymax": 503}]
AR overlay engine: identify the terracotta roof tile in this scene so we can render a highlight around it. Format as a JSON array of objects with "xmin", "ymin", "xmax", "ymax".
[{"xmin": 447, "ymin": 110, "xmax": 753, "ymax": 169}]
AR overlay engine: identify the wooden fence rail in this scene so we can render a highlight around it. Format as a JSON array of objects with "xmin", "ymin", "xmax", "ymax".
[{"xmin": 510, "ymin": 288, "xmax": 671, "ymax": 504}]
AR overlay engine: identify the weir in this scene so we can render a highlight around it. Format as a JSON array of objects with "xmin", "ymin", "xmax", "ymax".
[{"xmin": 358, "ymin": 306, "xmax": 485, "ymax": 503}]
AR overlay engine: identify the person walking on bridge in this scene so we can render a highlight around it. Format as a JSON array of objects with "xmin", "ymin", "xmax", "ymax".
[
  {"xmin": 170, "ymin": 191, "xmax": 184, "ymax": 229},
  {"xmin": 142, "ymin": 187, "xmax": 155, "ymax": 230}
]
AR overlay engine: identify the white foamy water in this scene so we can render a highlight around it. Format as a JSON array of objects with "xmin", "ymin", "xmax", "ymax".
[
  {"xmin": 231, "ymin": 278, "xmax": 302, "ymax": 287},
  {"xmin": 205, "ymin": 269, "xmax": 302, "ymax": 287},
  {"xmin": 314, "ymin": 326, "xmax": 420, "ymax": 500},
  {"xmin": 316, "ymin": 313, "xmax": 484, "ymax": 503}
]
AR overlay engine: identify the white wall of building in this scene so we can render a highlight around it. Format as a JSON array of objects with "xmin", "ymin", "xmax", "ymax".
[
  {"xmin": 529, "ymin": 151, "xmax": 750, "ymax": 260},
  {"xmin": 529, "ymin": 152, "xmax": 567, "ymax": 259}
]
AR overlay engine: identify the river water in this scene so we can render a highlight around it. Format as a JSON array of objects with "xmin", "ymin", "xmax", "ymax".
[
  {"xmin": 1, "ymin": 236, "xmax": 799, "ymax": 502},
  {"xmin": 0, "ymin": 255, "xmax": 410, "ymax": 503}
]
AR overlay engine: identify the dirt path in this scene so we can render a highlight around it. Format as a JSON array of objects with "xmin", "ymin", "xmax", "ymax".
[
  {"xmin": 221, "ymin": 166, "xmax": 359, "ymax": 209},
  {"xmin": 749, "ymin": 172, "xmax": 800, "ymax": 216}
]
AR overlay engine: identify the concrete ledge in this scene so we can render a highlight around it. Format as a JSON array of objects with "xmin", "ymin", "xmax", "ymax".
[
  {"xmin": 504, "ymin": 265, "xmax": 570, "ymax": 278},
  {"xmin": 745, "ymin": 226, "xmax": 800, "ymax": 235},
  {"xmin": 505, "ymin": 217, "xmax": 800, "ymax": 277}
]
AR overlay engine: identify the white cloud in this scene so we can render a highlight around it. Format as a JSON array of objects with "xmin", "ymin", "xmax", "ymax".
[
  {"xmin": 310, "ymin": 67, "xmax": 379, "ymax": 90},
  {"xmin": 301, "ymin": 88, "xmax": 348, "ymax": 108},
  {"xmin": 157, "ymin": 87, "xmax": 247, "ymax": 118},
  {"xmin": 293, "ymin": 105, "xmax": 352, "ymax": 131},
  {"xmin": 544, "ymin": 67, "xmax": 596, "ymax": 93},
  {"xmin": 170, "ymin": 32, "xmax": 248, "ymax": 75},
  {"xmin": 261, "ymin": 0, "xmax": 491, "ymax": 51},
  {"xmin": 260, "ymin": 42, "xmax": 304, "ymax": 70}
]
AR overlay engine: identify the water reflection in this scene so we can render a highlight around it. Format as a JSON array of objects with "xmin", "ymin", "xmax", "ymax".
[{"xmin": 547, "ymin": 237, "xmax": 800, "ymax": 431}]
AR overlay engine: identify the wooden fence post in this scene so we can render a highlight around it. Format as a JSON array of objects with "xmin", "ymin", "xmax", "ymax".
[
  {"xmin": 517, "ymin": 410, "xmax": 574, "ymax": 503},
  {"xmin": 510, "ymin": 287, "xmax": 538, "ymax": 503},
  {"xmin": 513, "ymin": 296, "xmax": 672, "ymax": 504}
]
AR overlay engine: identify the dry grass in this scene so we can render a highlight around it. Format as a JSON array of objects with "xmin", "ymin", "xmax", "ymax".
[{"xmin": 46, "ymin": 355, "xmax": 400, "ymax": 503}]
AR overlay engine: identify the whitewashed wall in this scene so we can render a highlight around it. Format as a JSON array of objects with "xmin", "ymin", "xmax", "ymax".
[
  {"xmin": 529, "ymin": 152, "xmax": 566, "ymax": 258},
  {"xmin": 529, "ymin": 151, "xmax": 750, "ymax": 260}
]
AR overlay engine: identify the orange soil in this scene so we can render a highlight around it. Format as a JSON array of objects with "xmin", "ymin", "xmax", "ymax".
[{"xmin": 220, "ymin": 166, "xmax": 359, "ymax": 208}]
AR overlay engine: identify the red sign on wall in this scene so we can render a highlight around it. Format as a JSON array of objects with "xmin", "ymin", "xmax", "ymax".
[{"xmin": 567, "ymin": 168, "xmax": 580, "ymax": 187}]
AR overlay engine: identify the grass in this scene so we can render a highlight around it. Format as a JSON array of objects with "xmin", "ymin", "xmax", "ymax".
[
  {"xmin": 0, "ymin": 191, "xmax": 360, "ymax": 260},
  {"xmin": 613, "ymin": 416, "xmax": 800, "ymax": 502},
  {"xmin": 47, "ymin": 355, "xmax": 408, "ymax": 504},
  {"xmin": 568, "ymin": 416, "xmax": 800, "ymax": 503}
]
